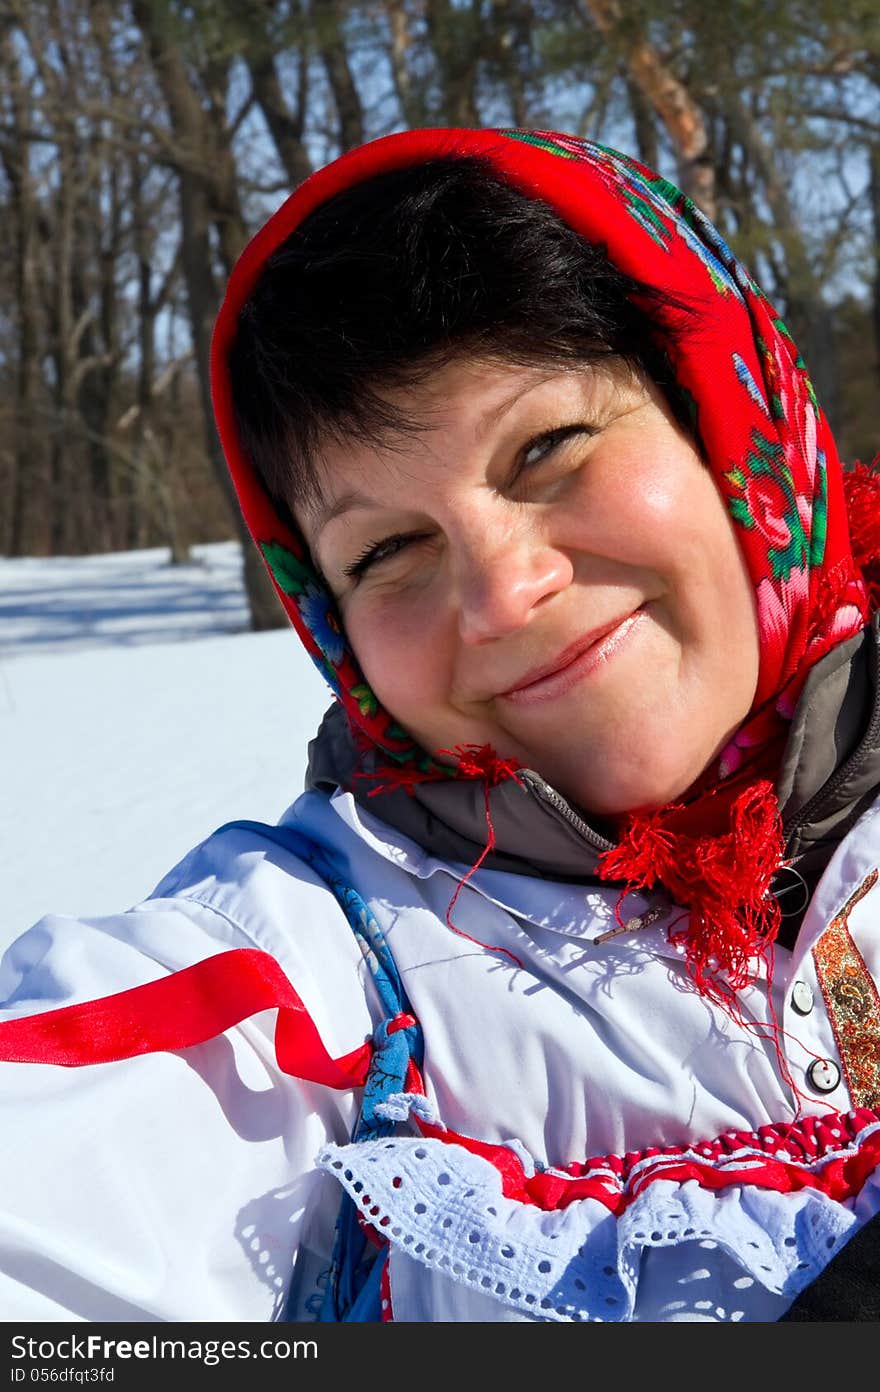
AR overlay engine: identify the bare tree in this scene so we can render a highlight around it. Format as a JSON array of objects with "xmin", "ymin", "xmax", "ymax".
[
  {"xmin": 1, "ymin": 0, "xmax": 876, "ymax": 575},
  {"xmin": 132, "ymin": 0, "xmax": 285, "ymax": 627}
]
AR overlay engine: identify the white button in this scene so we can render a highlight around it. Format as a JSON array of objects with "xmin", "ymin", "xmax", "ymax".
[
  {"xmin": 807, "ymin": 1058, "xmax": 840, "ymax": 1093},
  {"xmin": 791, "ymin": 980, "xmax": 814, "ymax": 1015}
]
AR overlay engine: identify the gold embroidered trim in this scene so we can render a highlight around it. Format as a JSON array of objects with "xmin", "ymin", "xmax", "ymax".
[{"xmin": 813, "ymin": 868, "xmax": 880, "ymax": 1108}]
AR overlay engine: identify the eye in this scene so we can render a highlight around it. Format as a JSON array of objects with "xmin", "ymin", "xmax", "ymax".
[
  {"xmin": 343, "ymin": 531, "xmax": 429, "ymax": 581},
  {"xmin": 518, "ymin": 424, "xmax": 594, "ymax": 474}
]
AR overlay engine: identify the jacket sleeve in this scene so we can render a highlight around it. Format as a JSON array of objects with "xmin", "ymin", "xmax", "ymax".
[{"xmin": 0, "ymin": 827, "xmax": 376, "ymax": 1322}]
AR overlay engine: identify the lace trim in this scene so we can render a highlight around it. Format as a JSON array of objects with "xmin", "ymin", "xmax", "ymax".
[{"xmin": 317, "ymin": 1127, "xmax": 880, "ymax": 1322}]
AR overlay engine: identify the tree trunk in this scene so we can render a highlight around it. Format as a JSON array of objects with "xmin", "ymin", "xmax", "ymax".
[
  {"xmin": 127, "ymin": 152, "xmax": 159, "ymax": 552},
  {"xmin": 869, "ymin": 141, "xmax": 880, "ymax": 399},
  {"xmin": 488, "ymin": 0, "xmax": 532, "ymax": 129},
  {"xmin": 180, "ymin": 164, "xmax": 283, "ymax": 621},
  {"xmin": 425, "ymin": 0, "xmax": 480, "ymax": 127},
  {"xmin": 721, "ymin": 89, "xmax": 840, "ymax": 427},
  {"xmin": 383, "ymin": 0, "xmax": 431, "ymax": 128},
  {"xmin": 133, "ymin": 0, "xmax": 286, "ymax": 628},
  {"xmin": 1, "ymin": 32, "xmax": 46, "ymax": 556},
  {"xmin": 313, "ymin": 0, "xmax": 364, "ymax": 152},
  {"xmin": 581, "ymin": 0, "xmax": 717, "ymax": 219},
  {"xmin": 249, "ymin": 54, "xmax": 312, "ymax": 188},
  {"xmin": 625, "ymin": 74, "xmax": 659, "ymax": 170}
]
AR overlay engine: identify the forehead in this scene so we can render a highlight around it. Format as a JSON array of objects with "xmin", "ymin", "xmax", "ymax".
[{"xmin": 297, "ymin": 355, "xmax": 634, "ymax": 532}]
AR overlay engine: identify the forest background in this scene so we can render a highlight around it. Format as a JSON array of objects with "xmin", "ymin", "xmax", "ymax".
[{"xmin": 2, "ymin": 0, "xmax": 879, "ymax": 630}]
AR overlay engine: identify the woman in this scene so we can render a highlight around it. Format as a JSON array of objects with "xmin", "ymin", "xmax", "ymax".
[{"xmin": 1, "ymin": 127, "xmax": 879, "ymax": 1323}]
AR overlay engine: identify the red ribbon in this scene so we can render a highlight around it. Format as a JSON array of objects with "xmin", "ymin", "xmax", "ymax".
[{"xmin": 0, "ymin": 947, "xmax": 371, "ymax": 1090}]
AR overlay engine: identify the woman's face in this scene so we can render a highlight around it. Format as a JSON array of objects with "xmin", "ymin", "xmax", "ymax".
[{"xmin": 299, "ymin": 356, "xmax": 760, "ymax": 816}]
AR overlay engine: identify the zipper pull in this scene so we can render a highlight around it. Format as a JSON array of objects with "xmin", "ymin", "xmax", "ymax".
[{"xmin": 594, "ymin": 903, "xmax": 667, "ymax": 945}]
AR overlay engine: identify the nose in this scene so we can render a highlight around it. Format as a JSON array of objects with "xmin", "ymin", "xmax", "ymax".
[{"xmin": 455, "ymin": 524, "xmax": 573, "ymax": 645}]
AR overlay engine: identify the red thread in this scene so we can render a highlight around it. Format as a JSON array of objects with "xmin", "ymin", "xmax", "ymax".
[
  {"xmin": 844, "ymin": 457, "xmax": 880, "ymax": 613},
  {"xmin": 354, "ymin": 739, "xmax": 525, "ymax": 967},
  {"xmin": 360, "ymin": 763, "xmax": 451, "ymax": 797},
  {"xmin": 599, "ymin": 780, "xmax": 784, "ymax": 1004},
  {"xmin": 436, "ymin": 745, "xmax": 525, "ymax": 970}
]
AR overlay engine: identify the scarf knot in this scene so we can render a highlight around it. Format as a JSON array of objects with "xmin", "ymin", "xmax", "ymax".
[{"xmin": 438, "ymin": 743, "xmax": 524, "ymax": 789}]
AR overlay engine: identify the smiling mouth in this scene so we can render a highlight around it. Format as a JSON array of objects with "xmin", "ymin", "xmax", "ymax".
[{"xmin": 498, "ymin": 610, "xmax": 645, "ymax": 705}]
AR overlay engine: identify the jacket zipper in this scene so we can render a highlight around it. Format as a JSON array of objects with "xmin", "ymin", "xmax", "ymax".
[{"xmin": 521, "ymin": 770, "xmax": 614, "ymax": 854}]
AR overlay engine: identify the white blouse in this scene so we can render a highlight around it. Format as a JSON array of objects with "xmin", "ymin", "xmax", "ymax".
[{"xmin": 0, "ymin": 783, "xmax": 878, "ymax": 1321}]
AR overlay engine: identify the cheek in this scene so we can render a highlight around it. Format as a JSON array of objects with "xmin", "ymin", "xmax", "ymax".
[
  {"xmin": 345, "ymin": 597, "xmax": 448, "ymax": 716},
  {"xmin": 569, "ymin": 430, "xmax": 690, "ymax": 540},
  {"xmin": 661, "ymin": 472, "xmax": 760, "ymax": 694},
  {"xmin": 613, "ymin": 443, "xmax": 740, "ymax": 575},
  {"xmin": 684, "ymin": 476, "xmax": 758, "ymax": 619},
  {"xmin": 586, "ymin": 444, "xmax": 757, "ymax": 650}
]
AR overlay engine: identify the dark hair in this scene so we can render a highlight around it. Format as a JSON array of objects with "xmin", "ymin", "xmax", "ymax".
[{"xmin": 229, "ymin": 155, "xmax": 697, "ymax": 523}]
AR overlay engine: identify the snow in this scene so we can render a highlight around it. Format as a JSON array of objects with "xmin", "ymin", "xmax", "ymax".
[{"xmin": 0, "ymin": 542, "xmax": 334, "ymax": 938}]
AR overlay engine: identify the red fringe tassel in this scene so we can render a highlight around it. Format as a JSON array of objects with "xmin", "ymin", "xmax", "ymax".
[
  {"xmin": 843, "ymin": 457, "xmax": 880, "ymax": 614},
  {"xmin": 598, "ymin": 780, "xmax": 785, "ymax": 1005}
]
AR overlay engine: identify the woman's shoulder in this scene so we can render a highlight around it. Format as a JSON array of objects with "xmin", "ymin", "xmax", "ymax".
[
  {"xmin": 0, "ymin": 788, "xmax": 386, "ymax": 1064},
  {"xmin": 0, "ymin": 791, "xmax": 378, "ymax": 1320},
  {"xmin": 145, "ymin": 792, "xmax": 366, "ymax": 957}
]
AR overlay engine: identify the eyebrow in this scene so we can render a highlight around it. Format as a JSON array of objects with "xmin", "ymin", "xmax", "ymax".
[
  {"xmin": 310, "ymin": 369, "xmax": 566, "ymax": 537},
  {"xmin": 311, "ymin": 489, "xmax": 377, "ymax": 536}
]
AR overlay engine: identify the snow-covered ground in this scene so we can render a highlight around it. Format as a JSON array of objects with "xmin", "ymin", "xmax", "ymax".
[{"xmin": 1, "ymin": 541, "xmax": 333, "ymax": 937}]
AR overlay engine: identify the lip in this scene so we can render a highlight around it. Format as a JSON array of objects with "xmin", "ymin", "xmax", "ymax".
[{"xmin": 499, "ymin": 610, "xmax": 645, "ymax": 705}]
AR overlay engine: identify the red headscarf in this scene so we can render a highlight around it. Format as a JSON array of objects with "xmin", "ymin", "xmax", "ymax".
[{"xmin": 211, "ymin": 127, "xmax": 879, "ymax": 1004}]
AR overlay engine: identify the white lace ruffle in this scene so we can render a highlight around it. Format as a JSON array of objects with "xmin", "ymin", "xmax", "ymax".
[{"xmin": 317, "ymin": 1131, "xmax": 877, "ymax": 1322}]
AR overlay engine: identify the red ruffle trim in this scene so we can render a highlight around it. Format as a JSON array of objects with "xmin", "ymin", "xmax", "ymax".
[{"xmin": 418, "ymin": 1105, "xmax": 880, "ymax": 1215}]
